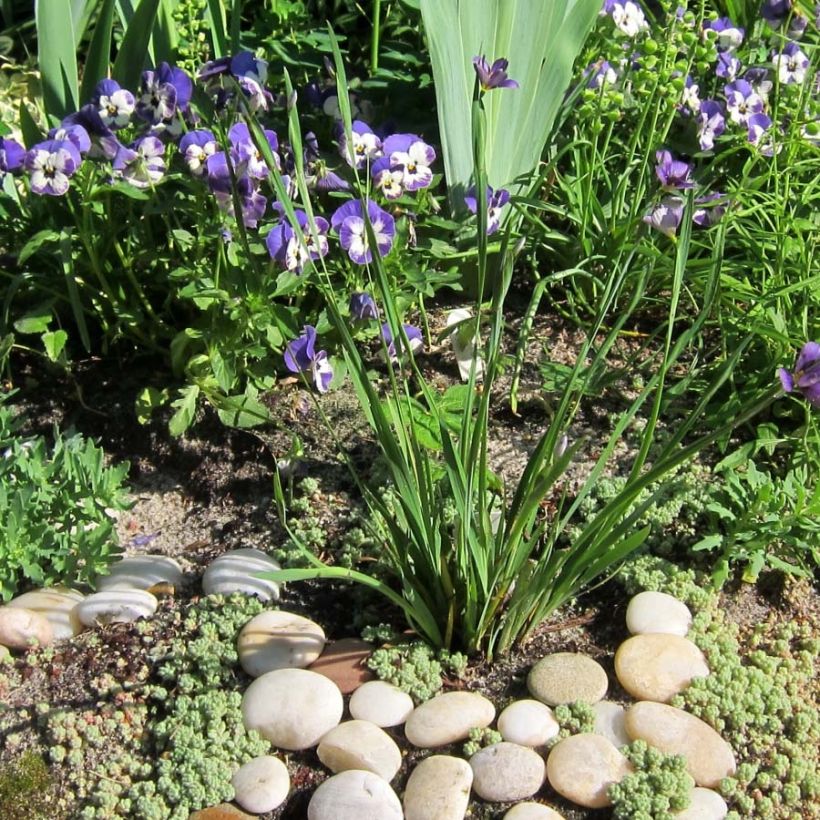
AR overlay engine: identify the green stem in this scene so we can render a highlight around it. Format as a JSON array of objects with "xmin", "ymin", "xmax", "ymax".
[{"xmin": 371, "ymin": 0, "xmax": 382, "ymax": 73}]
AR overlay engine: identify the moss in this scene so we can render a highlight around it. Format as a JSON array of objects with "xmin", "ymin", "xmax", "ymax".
[
  {"xmin": 0, "ymin": 751, "xmax": 55, "ymax": 820},
  {"xmin": 367, "ymin": 641, "xmax": 468, "ymax": 702}
]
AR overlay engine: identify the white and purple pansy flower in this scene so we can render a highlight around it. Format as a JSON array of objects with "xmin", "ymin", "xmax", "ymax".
[
  {"xmin": 693, "ymin": 192, "xmax": 727, "ymax": 227},
  {"xmin": 773, "ymin": 42, "xmax": 809, "ymax": 85},
  {"xmin": 62, "ymin": 106, "xmax": 121, "ymax": 160},
  {"xmin": 284, "ymin": 325, "xmax": 334, "ymax": 393},
  {"xmin": 716, "ymin": 52, "xmax": 741, "ymax": 81},
  {"xmin": 382, "ymin": 133, "xmax": 436, "ymax": 191},
  {"xmin": 761, "ymin": 0, "xmax": 791, "ymax": 26},
  {"xmin": 743, "ymin": 68, "xmax": 773, "ymax": 101},
  {"xmin": 178, "ymin": 129, "xmax": 218, "ymax": 176},
  {"xmin": 746, "ymin": 112, "xmax": 773, "ymax": 146},
  {"xmin": 229, "ymin": 122, "xmax": 279, "ymax": 179},
  {"xmin": 680, "ymin": 75, "xmax": 701, "ymax": 114},
  {"xmin": 338, "ymin": 120, "xmax": 383, "ymax": 169},
  {"xmin": 704, "ymin": 17, "xmax": 744, "ymax": 50},
  {"xmin": 654, "ymin": 149, "xmax": 695, "ymax": 190},
  {"xmin": 265, "ymin": 209, "xmax": 329, "ymax": 274},
  {"xmin": 371, "ymin": 157, "xmax": 404, "ymax": 200},
  {"xmin": 464, "ymin": 185, "xmax": 511, "ymax": 235},
  {"xmin": 48, "ymin": 123, "xmax": 91, "ymax": 155},
  {"xmin": 25, "ymin": 139, "xmax": 82, "ymax": 196},
  {"xmin": 91, "ymin": 79, "xmax": 135, "ymax": 129},
  {"xmin": 603, "ymin": 0, "xmax": 649, "ymax": 36},
  {"xmin": 349, "ymin": 293, "xmax": 379, "ymax": 321},
  {"xmin": 112, "ymin": 136, "xmax": 167, "ymax": 188},
  {"xmin": 331, "ymin": 199, "xmax": 395, "ymax": 265},
  {"xmin": 643, "ymin": 196, "xmax": 684, "ymax": 238},
  {"xmin": 697, "ymin": 100, "xmax": 726, "ymax": 150},
  {"xmin": 0, "ymin": 137, "xmax": 25, "ymax": 180},
  {"xmin": 381, "ymin": 323, "xmax": 423, "ymax": 360},
  {"xmin": 724, "ymin": 80, "xmax": 764, "ymax": 125},
  {"xmin": 136, "ymin": 62, "xmax": 193, "ymax": 124},
  {"xmin": 586, "ymin": 59, "xmax": 618, "ymax": 89}
]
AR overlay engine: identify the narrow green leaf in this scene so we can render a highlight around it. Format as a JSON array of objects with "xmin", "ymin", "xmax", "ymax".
[
  {"xmin": 80, "ymin": 0, "xmax": 116, "ymax": 106},
  {"xmin": 59, "ymin": 231, "xmax": 91, "ymax": 352},
  {"xmin": 36, "ymin": 0, "xmax": 79, "ymax": 120},
  {"xmin": 18, "ymin": 103, "xmax": 43, "ymax": 148},
  {"xmin": 205, "ymin": 0, "xmax": 228, "ymax": 58},
  {"xmin": 112, "ymin": 0, "xmax": 162, "ymax": 92}
]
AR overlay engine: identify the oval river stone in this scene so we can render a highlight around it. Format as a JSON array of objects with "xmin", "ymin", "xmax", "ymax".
[
  {"xmin": 403, "ymin": 755, "xmax": 473, "ymax": 820},
  {"xmin": 675, "ymin": 787, "xmax": 729, "ymax": 819},
  {"xmin": 497, "ymin": 699, "xmax": 560, "ymax": 747},
  {"xmin": 76, "ymin": 589, "xmax": 158, "ymax": 626},
  {"xmin": 592, "ymin": 700, "xmax": 630, "ymax": 748},
  {"xmin": 626, "ymin": 590, "xmax": 693, "ymax": 636},
  {"xmin": 317, "ymin": 720, "xmax": 402, "ymax": 782},
  {"xmin": 405, "ymin": 691, "xmax": 495, "ymax": 748},
  {"xmin": 503, "ymin": 803, "xmax": 566, "ymax": 819},
  {"xmin": 0, "ymin": 606, "xmax": 54, "ymax": 649},
  {"xmin": 8, "ymin": 588, "xmax": 84, "ymax": 640},
  {"xmin": 527, "ymin": 653, "xmax": 608, "ymax": 706},
  {"xmin": 308, "ymin": 769, "xmax": 402, "ymax": 820},
  {"xmin": 231, "ymin": 755, "xmax": 290, "ymax": 814},
  {"xmin": 237, "ymin": 610, "xmax": 325, "ymax": 676},
  {"xmin": 615, "ymin": 633, "xmax": 709, "ymax": 703},
  {"xmin": 470, "ymin": 742, "xmax": 546, "ymax": 802},
  {"xmin": 96, "ymin": 554, "xmax": 183, "ymax": 592},
  {"xmin": 202, "ymin": 548, "xmax": 281, "ymax": 601},
  {"xmin": 625, "ymin": 701, "xmax": 736, "ymax": 788},
  {"xmin": 349, "ymin": 680, "xmax": 415, "ymax": 727}
]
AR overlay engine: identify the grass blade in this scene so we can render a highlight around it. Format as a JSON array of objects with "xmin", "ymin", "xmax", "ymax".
[
  {"xmin": 36, "ymin": 0, "xmax": 79, "ymax": 121},
  {"xmin": 80, "ymin": 0, "xmax": 116, "ymax": 106}
]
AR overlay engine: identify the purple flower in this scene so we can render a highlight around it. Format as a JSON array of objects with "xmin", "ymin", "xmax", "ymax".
[
  {"xmin": 0, "ymin": 137, "xmax": 25, "ymax": 179},
  {"xmin": 779, "ymin": 342, "xmax": 820, "ymax": 407},
  {"xmin": 716, "ymin": 52, "xmax": 741, "ymax": 81},
  {"xmin": 744, "ymin": 68, "xmax": 773, "ymax": 101},
  {"xmin": 761, "ymin": 0, "xmax": 791, "ymax": 26},
  {"xmin": 704, "ymin": 17, "xmax": 744, "ymax": 50},
  {"xmin": 586, "ymin": 60, "xmax": 618, "ymax": 89},
  {"xmin": 349, "ymin": 293, "xmax": 379, "ymax": 321},
  {"xmin": 136, "ymin": 62, "xmax": 193, "ymax": 124},
  {"xmin": 62, "ymin": 106, "xmax": 120, "ymax": 160},
  {"xmin": 697, "ymin": 100, "xmax": 726, "ymax": 150},
  {"xmin": 310, "ymin": 160, "xmax": 351, "ymax": 193},
  {"xmin": 285, "ymin": 325, "xmax": 333, "ymax": 393},
  {"xmin": 680, "ymin": 75, "xmax": 701, "ymax": 114},
  {"xmin": 746, "ymin": 112, "xmax": 773, "ymax": 146},
  {"xmin": 331, "ymin": 199, "xmax": 395, "ymax": 264},
  {"xmin": 604, "ymin": 1, "xmax": 648, "ymax": 36},
  {"xmin": 199, "ymin": 51, "xmax": 267, "ymax": 84},
  {"xmin": 338, "ymin": 120, "xmax": 382, "ymax": 169},
  {"xmin": 382, "ymin": 133, "xmax": 436, "ymax": 191},
  {"xmin": 381, "ymin": 323, "xmax": 423, "ymax": 360},
  {"xmin": 472, "ymin": 56, "xmax": 519, "ymax": 91},
  {"xmin": 90, "ymin": 79, "xmax": 135, "ymax": 129},
  {"xmin": 464, "ymin": 185, "xmax": 511, "ymax": 235},
  {"xmin": 48, "ymin": 123, "xmax": 91, "ymax": 155},
  {"xmin": 655, "ymin": 150, "xmax": 695, "ymax": 190},
  {"xmin": 371, "ymin": 157, "xmax": 404, "ymax": 200},
  {"xmin": 179, "ymin": 129, "xmax": 218, "ymax": 176},
  {"xmin": 112, "ymin": 136, "xmax": 166, "ymax": 188},
  {"xmin": 724, "ymin": 80, "xmax": 764, "ymax": 126},
  {"xmin": 693, "ymin": 192, "xmax": 727, "ymax": 227},
  {"xmin": 643, "ymin": 197, "xmax": 684, "ymax": 238},
  {"xmin": 25, "ymin": 140, "xmax": 81, "ymax": 196},
  {"xmin": 265, "ymin": 209, "xmax": 329, "ymax": 273},
  {"xmin": 773, "ymin": 42, "xmax": 809, "ymax": 84},
  {"xmin": 228, "ymin": 122, "xmax": 280, "ymax": 179}
]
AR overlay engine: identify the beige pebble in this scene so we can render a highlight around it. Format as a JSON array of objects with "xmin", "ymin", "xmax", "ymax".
[
  {"xmin": 317, "ymin": 720, "xmax": 402, "ymax": 782},
  {"xmin": 0, "ymin": 606, "xmax": 54, "ymax": 649},
  {"xmin": 405, "ymin": 691, "xmax": 495, "ymax": 748},
  {"xmin": 626, "ymin": 591, "xmax": 692, "ymax": 636},
  {"xmin": 528, "ymin": 653, "xmax": 608, "ymax": 706},
  {"xmin": 498, "ymin": 699, "xmax": 560, "ymax": 747},
  {"xmin": 470, "ymin": 742, "xmax": 546, "ymax": 802},
  {"xmin": 231, "ymin": 755, "xmax": 290, "ymax": 813},
  {"xmin": 308, "ymin": 769, "xmax": 402, "ymax": 819},
  {"xmin": 674, "ymin": 786, "xmax": 729, "ymax": 819},
  {"xmin": 349, "ymin": 680, "xmax": 414, "ymax": 727},
  {"xmin": 8, "ymin": 588, "xmax": 84, "ymax": 639},
  {"xmin": 403, "ymin": 755, "xmax": 473, "ymax": 820},
  {"xmin": 503, "ymin": 803, "xmax": 566, "ymax": 819},
  {"xmin": 238, "ymin": 610, "xmax": 325, "ymax": 676}
]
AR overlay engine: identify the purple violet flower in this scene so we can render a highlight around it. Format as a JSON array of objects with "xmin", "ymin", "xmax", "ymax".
[
  {"xmin": 48, "ymin": 123, "xmax": 91, "ymax": 155},
  {"xmin": 472, "ymin": 56, "xmax": 519, "ymax": 91},
  {"xmin": 464, "ymin": 185, "xmax": 511, "ymax": 235},
  {"xmin": 136, "ymin": 63, "xmax": 193, "ymax": 124},
  {"xmin": 744, "ymin": 68, "xmax": 773, "ymax": 101},
  {"xmin": 680, "ymin": 75, "xmax": 701, "ymax": 114},
  {"xmin": 716, "ymin": 52, "xmax": 741, "ymax": 81},
  {"xmin": 371, "ymin": 157, "xmax": 404, "ymax": 200},
  {"xmin": 655, "ymin": 150, "xmax": 695, "ymax": 190},
  {"xmin": 779, "ymin": 342, "xmax": 820, "ymax": 407},
  {"xmin": 382, "ymin": 133, "xmax": 436, "ymax": 191},
  {"xmin": 0, "ymin": 137, "xmax": 26, "ymax": 180},
  {"xmin": 643, "ymin": 197, "xmax": 684, "ymax": 238},
  {"xmin": 724, "ymin": 80, "xmax": 764, "ymax": 125},
  {"xmin": 704, "ymin": 17, "xmax": 744, "ymax": 50},
  {"xmin": 586, "ymin": 60, "xmax": 618, "ymax": 89},
  {"xmin": 62, "ymin": 106, "xmax": 121, "ymax": 160},
  {"xmin": 265, "ymin": 209, "xmax": 329, "ymax": 273},
  {"xmin": 746, "ymin": 112, "xmax": 773, "ymax": 146},
  {"xmin": 206, "ymin": 155, "xmax": 267, "ymax": 228},
  {"xmin": 693, "ymin": 192, "xmax": 727, "ymax": 227},
  {"xmin": 284, "ymin": 325, "xmax": 333, "ymax": 393},
  {"xmin": 697, "ymin": 100, "xmax": 726, "ymax": 151},
  {"xmin": 338, "ymin": 120, "xmax": 383, "ymax": 169},
  {"xmin": 381, "ymin": 323, "xmax": 423, "ymax": 360},
  {"xmin": 331, "ymin": 199, "xmax": 395, "ymax": 264},
  {"xmin": 761, "ymin": 0, "xmax": 791, "ymax": 26},
  {"xmin": 179, "ymin": 129, "xmax": 218, "ymax": 176},
  {"xmin": 112, "ymin": 136, "xmax": 166, "ymax": 188},
  {"xmin": 349, "ymin": 293, "xmax": 379, "ymax": 321},
  {"xmin": 604, "ymin": 1, "xmax": 649, "ymax": 36},
  {"xmin": 25, "ymin": 139, "xmax": 82, "ymax": 196},
  {"xmin": 773, "ymin": 42, "xmax": 809, "ymax": 84},
  {"xmin": 228, "ymin": 122, "xmax": 280, "ymax": 179},
  {"xmin": 90, "ymin": 79, "xmax": 135, "ymax": 129}
]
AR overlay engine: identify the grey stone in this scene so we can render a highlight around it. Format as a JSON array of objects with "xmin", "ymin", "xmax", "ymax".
[
  {"xmin": 470, "ymin": 742, "xmax": 546, "ymax": 802},
  {"xmin": 96, "ymin": 554, "xmax": 183, "ymax": 592},
  {"xmin": 202, "ymin": 548, "xmax": 281, "ymax": 601},
  {"xmin": 592, "ymin": 700, "xmax": 631, "ymax": 748},
  {"xmin": 76, "ymin": 589, "xmax": 158, "ymax": 626},
  {"xmin": 528, "ymin": 653, "xmax": 608, "ymax": 706}
]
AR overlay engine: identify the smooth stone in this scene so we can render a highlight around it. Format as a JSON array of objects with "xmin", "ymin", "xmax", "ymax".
[
  {"xmin": 498, "ymin": 699, "xmax": 560, "ymax": 747},
  {"xmin": 626, "ymin": 590, "xmax": 693, "ymax": 637},
  {"xmin": 8, "ymin": 588, "xmax": 84, "ymax": 639},
  {"xmin": 348, "ymin": 680, "xmax": 415, "ymax": 727},
  {"xmin": 202, "ymin": 548, "xmax": 281, "ymax": 601},
  {"xmin": 231, "ymin": 754, "xmax": 290, "ymax": 813},
  {"xmin": 403, "ymin": 755, "xmax": 473, "ymax": 820},
  {"xmin": 96, "ymin": 554, "xmax": 183, "ymax": 592},
  {"xmin": 189, "ymin": 804, "xmax": 256, "ymax": 820},
  {"xmin": 546, "ymin": 733, "xmax": 633, "ymax": 808},
  {"xmin": 0, "ymin": 606, "xmax": 54, "ymax": 649},
  {"xmin": 528, "ymin": 653, "xmax": 608, "ymax": 706},
  {"xmin": 470, "ymin": 742, "xmax": 546, "ymax": 802},
  {"xmin": 76, "ymin": 589, "xmax": 158, "ymax": 626},
  {"xmin": 625, "ymin": 702, "xmax": 736, "ymax": 788},
  {"xmin": 674, "ymin": 787, "xmax": 729, "ymax": 819},
  {"xmin": 242, "ymin": 668, "xmax": 343, "ymax": 750},
  {"xmin": 317, "ymin": 719, "xmax": 402, "ymax": 781},
  {"xmin": 238, "ymin": 610, "xmax": 325, "ymax": 676},
  {"xmin": 307, "ymin": 769, "xmax": 403, "ymax": 820},
  {"xmin": 308, "ymin": 637, "xmax": 373, "ymax": 693},
  {"xmin": 504, "ymin": 803, "xmax": 566, "ymax": 819},
  {"xmin": 615, "ymin": 634, "xmax": 710, "ymax": 703},
  {"xmin": 593, "ymin": 701, "xmax": 630, "ymax": 748},
  {"xmin": 405, "ymin": 691, "xmax": 495, "ymax": 748}
]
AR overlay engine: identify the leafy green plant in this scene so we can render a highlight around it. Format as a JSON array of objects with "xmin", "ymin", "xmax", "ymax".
[{"xmin": 0, "ymin": 392, "xmax": 131, "ymax": 599}]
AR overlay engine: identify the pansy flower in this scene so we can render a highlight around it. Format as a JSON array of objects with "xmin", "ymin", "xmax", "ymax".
[
  {"xmin": 603, "ymin": 0, "xmax": 649, "ymax": 36},
  {"xmin": 331, "ymin": 199, "xmax": 395, "ymax": 264},
  {"xmin": 472, "ymin": 56, "xmax": 519, "ymax": 91},
  {"xmin": 724, "ymin": 80, "xmax": 764, "ymax": 125},
  {"xmin": 199, "ymin": 51, "xmax": 268, "ymax": 84},
  {"xmin": 62, "ymin": 105, "xmax": 121, "ymax": 160},
  {"xmin": 381, "ymin": 323, "xmax": 423, "ymax": 360},
  {"xmin": 697, "ymin": 100, "xmax": 726, "ymax": 151},
  {"xmin": 349, "ymin": 293, "xmax": 379, "ymax": 321},
  {"xmin": 179, "ymin": 130, "xmax": 218, "ymax": 176},
  {"xmin": 773, "ymin": 42, "xmax": 809, "ymax": 85},
  {"xmin": 716, "ymin": 52, "xmax": 741, "ymax": 81},
  {"xmin": 743, "ymin": 68, "xmax": 773, "ymax": 101},
  {"xmin": 228, "ymin": 122, "xmax": 279, "ymax": 179},
  {"xmin": 0, "ymin": 137, "xmax": 25, "ymax": 181},
  {"xmin": 655, "ymin": 150, "xmax": 694, "ymax": 190},
  {"xmin": 643, "ymin": 197, "xmax": 684, "ymax": 238},
  {"xmin": 680, "ymin": 75, "xmax": 701, "ymax": 114},
  {"xmin": 693, "ymin": 192, "xmax": 727, "ymax": 227},
  {"xmin": 382, "ymin": 133, "xmax": 436, "ymax": 191},
  {"xmin": 284, "ymin": 325, "xmax": 333, "ymax": 393},
  {"xmin": 25, "ymin": 139, "xmax": 82, "ymax": 196},
  {"xmin": 371, "ymin": 157, "xmax": 404, "ymax": 200},
  {"xmin": 761, "ymin": 0, "xmax": 791, "ymax": 26},
  {"xmin": 266, "ymin": 209, "xmax": 329, "ymax": 273},
  {"xmin": 704, "ymin": 17, "xmax": 744, "ymax": 50},
  {"xmin": 136, "ymin": 62, "xmax": 193, "ymax": 124},
  {"xmin": 112, "ymin": 136, "xmax": 166, "ymax": 188},
  {"xmin": 779, "ymin": 342, "xmax": 820, "ymax": 407},
  {"xmin": 91, "ymin": 79, "xmax": 135, "ymax": 129},
  {"xmin": 48, "ymin": 123, "xmax": 91, "ymax": 155},
  {"xmin": 746, "ymin": 112, "xmax": 773, "ymax": 146},
  {"xmin": 338, "ymin": 121, "xmax": 383, "ymax": 169},
  {"xmin": 586, "ymin": 60, "xmax": 618, "ymax": 89},
  {"xmin": 464, "ymin": 185, "xmax": 511, "ymax": 235}
]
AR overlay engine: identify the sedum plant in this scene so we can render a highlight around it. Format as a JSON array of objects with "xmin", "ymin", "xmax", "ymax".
[{"xmin": 0, "ymin": 392, "xmax": 131, "ymax": 599}]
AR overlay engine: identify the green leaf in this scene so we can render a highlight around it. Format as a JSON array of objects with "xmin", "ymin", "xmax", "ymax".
[
  {"xmin": 205, "ymin": 0, "xmax": 228, "ymax": 58},
  {"xmin": 19, "ymin": 102, "xmax": 43, "ymax": 149},
  {"xmin": 14, "ymin": 308, "xmax": 53, "ymax": 335},
  {"xmin": 112, "ymin": 0, "xmax": 162, "ymax": 91},
  {"xmin": 36, "ymin": 0, "xmax": 79, "ymax": 120},
  {"xmin": 60, "ymin": 230, "xmax": 91, "ymax": 353},
  {"xmin": 42, "ymin": 330, "xmax": 68, "ymax": 361},
  {"xmin": 134, "ymin": 386, "xmax": 168, "ymax": 424},
  {"xmin": 18, "ymin": 230, "xmax": 60, "ymax": 265},
  {"xmin": 168, "ymin": 384, "xmax": 200, "ymax": 436},
  {"xmin": 80, "ymin": 0, "xmax": 117, "ymax": 106},
  {"xmin": 212, "ymin": 391, "xmax": 273, "ymax": 429}
]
